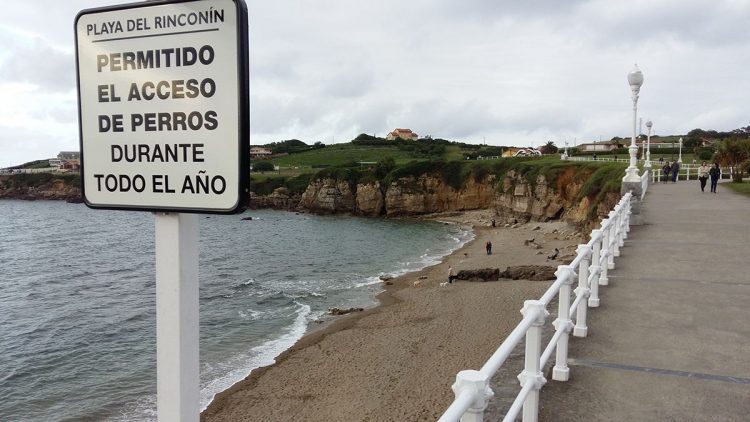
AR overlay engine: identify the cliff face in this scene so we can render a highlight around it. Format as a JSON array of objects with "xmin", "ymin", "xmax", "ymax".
[
  {"xmin": 292, "ymin": 167, "xmax": 619, "ymax": 227},
  {"xmin": 383, "ymin": 175, "xmax": 496, "ymax": 216},
  {"xmin": 248, "ymin": 188, "xmax": 301, "ymax": 211},
  {"xmin": 297, "ymin": 178, "xmax": 357, "ymax": 214}
]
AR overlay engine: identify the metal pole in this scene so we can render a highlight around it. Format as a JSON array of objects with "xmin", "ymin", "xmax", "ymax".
[{"xmin": 155, "ymin": 212, "xmax": 200, "ymax": 422}]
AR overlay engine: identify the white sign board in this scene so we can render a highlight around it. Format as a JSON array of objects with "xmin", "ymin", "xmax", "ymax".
[{"xmin": 75, "ymin": 0, "xmax": 249, "ymax": 213}]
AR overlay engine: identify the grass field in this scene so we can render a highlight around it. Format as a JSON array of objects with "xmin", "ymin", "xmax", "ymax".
[
  {"xmin": 266, "ymin": 145, "xmax": 417, "ymax": 169},
  {"xmin": 257, "ymin": 143, "xmax": 476, "ymax": 172},
  {"xmin": 724, "ymin": 181, "xmax": 750, "ymax": 197}
]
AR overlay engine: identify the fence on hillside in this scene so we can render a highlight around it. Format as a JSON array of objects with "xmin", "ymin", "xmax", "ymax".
[{"xmin": 438, "ymin": 192, "xmax": 634, "ymax": 422}]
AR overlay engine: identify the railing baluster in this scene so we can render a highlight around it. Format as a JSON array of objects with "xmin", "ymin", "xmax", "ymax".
[
  {"xmin": 574, "ymin": 245, "xmax": 592, "ymax": 335},
  {"xmin": 588, "ymin": 229, "xmax": 603, "ymax": 305},
  {"xmin": 552, "ymin": 266, "xmax": 576, "ymax": 381},
  {"xmin": 609, "ymin": 210, "xmax": 621, "ymax": 260},
  {"xmin": 518, "ymin": 300, "xmax": 548, "ymax": 422}
]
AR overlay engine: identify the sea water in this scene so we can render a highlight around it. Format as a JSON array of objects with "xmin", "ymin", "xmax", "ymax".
[{"xmin": 0, "ymin": 200, "xmax": 472, "ymax": 421}]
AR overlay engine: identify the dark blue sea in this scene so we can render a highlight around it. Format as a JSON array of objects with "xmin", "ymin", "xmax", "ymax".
[{"xmin": 0, "ymin": 200, "xmax": 471, "ymax": 421}]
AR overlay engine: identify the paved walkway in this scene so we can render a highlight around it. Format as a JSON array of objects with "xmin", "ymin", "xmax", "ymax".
[{"xmin": 538, "ymin": 179, "xmax": 750, "ymax": 421}]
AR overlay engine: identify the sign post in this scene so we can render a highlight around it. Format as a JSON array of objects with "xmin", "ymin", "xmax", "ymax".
[
  {"xmin": 75, "ymin": 0, "xmax": 248, "ymax": 420},
  {"xmin": 155, "ymin": 212, "xmax": 199, "ymax": 421}
]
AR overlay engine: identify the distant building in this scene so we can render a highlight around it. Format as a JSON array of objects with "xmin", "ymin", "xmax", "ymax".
[
  {"xmin": 578, "ymin": 142, "xmax": 618, "ymax": 152},
  {"xmin": 50, "ymin": 151, "xmax": 81, "ymax": 169},
  {"xmin": 386, "ymin": 128, "xmax": 418, "ymax": 141},
  {"xmin": 250, "ymin": 147, "xmax": 273, "ymax": 158},
  {"xmin": 61, "ymin": 159, "xmax": 81, "ymax": 171}
]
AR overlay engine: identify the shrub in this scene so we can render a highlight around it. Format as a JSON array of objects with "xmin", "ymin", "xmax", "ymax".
[{"xmin": 253, "ymin": 161, "xmax": 275, "ymax": 173}]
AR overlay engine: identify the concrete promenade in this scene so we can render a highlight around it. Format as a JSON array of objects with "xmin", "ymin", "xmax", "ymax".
[{"xmin": 538, "ymin": 179, "xmax": 750, "ymax": 421}]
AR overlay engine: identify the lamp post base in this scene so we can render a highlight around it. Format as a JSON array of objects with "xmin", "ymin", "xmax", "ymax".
[
  {"xmin": 622, "ymin": 166, "xmax": 641, "ymax": 183},
  {"xmin": 621, "ymin": 181, "xmax": 644, "ymax": 225}
]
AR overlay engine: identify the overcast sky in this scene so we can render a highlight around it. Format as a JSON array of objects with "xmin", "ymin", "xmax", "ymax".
[{"xmin": 1, "ymin": 0, "xmax": 748, "ymax": 167}]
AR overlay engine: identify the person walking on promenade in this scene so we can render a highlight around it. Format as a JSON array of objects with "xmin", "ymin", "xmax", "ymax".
[
  {"xmin": 486, "ymin": 241, "xmax": 492, "ymax": 255},
  {"xmin": 659, "ymin": 156, "xmax": 664, "ymax": 165},
  {"xmin": 671, "ymin": 160, "xmax": 680, "ymax": 183},
  {"xmin": 662, "ymin": 161, "xmax": 671, "ymax": 183},
  {"xmin": 698, "ymin": 161, "xmax": 710, "ymax": 192},
  {"xmin": 709, "ymin": 162, "xmax": 721, "ymax": 193}
]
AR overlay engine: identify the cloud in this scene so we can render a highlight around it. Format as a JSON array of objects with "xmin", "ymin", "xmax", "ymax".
[
  {"xmin": 0, "ymin": 29, "xmax": 76, "ymax": 93},
  {"xmin": 1, "ymin": 0, "xmax": 750, "ymax": 165}
]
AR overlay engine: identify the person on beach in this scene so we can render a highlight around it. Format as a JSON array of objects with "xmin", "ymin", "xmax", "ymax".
[
  {"xmin": 671, "ymin": 160, "xmax": 680, "ymax": 183},
  {"xmin": 486, "ymin": 241, "xmax": 492, "ymax": 255},
  {"xmin": 662, "ymin": 161, "xmax": 671, "ymax": 183},
  {"xmin": 709, "ymin": 162, "xmax": 721, "ymax": 193},
  {"xmin": 448, "ymin": 266, "xmax": 456, "ymax": 284},
  {"xmin": 698, "ymin": 161, "xmax": 710, "ymax": 192},
  {"xmin": 491, "ymin": 218, "xmax": 496, "ymax": 228}
]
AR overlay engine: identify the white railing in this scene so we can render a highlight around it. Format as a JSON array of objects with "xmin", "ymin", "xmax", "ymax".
[
  {"xmin": 439, "ymin": 191, "xmax": 634, "ymax": 422},
  {"xmin": 651, "ymin": 165, "xmax": 732, "ymax": 183},
  {"xmin": 562, "ymin": 156, "xmax": 734, "ymax": 183},
  {"xmin": 640, "ymin": 170, "xmax": 649, "ymax": 200},
  {"xmin": 564, "ymin": 156, "xmax": 631, "ymax": 164}
]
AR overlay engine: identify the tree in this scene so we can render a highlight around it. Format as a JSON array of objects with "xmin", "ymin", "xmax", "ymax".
[
  {"xmin": 373, "ymin": 156, "xmax": 396, "ymax": 180},
  {"xmin": 253, "ymin": 161, "xmax": 275, "ymax": 173},
  {"xmin": 539, "ymin": 141, "xmax": 558, "ymax": 155},
  {"xmin": 714, "ymin": 138, "xmax": 750, "ymax": 182}
]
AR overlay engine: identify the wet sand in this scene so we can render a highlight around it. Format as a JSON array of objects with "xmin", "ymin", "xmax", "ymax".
[{"xmin": 202, "ymin": 212, "xmax": 583, "ymax": 421}]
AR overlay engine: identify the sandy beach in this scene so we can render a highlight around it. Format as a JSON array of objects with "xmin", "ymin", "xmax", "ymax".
[{"xmin": 201, "ymin": 211, "xmax": 584, "ymax": 421}]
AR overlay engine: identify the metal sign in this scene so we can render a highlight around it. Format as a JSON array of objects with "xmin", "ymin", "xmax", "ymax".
[{"xmin": 75, "ymin": 0, "xmax": 249, "ymax": 213}]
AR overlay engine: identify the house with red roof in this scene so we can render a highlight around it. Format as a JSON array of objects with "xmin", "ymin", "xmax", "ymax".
[{"xmin": 386, "ymin": 128, "xmax": 419, "ymax": 141}]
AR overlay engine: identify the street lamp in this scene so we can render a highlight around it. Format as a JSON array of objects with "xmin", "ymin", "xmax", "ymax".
[
  {"xmin": 623, "ymin": 64, "xmax": 643, "ymax": 182},
  {"xmin": 645, "ymin": 120, "xmax": 652, "ymax": 169},
  {"xmin": 678, "ymin": 137, "xmax": 683, "ymax": 164}
]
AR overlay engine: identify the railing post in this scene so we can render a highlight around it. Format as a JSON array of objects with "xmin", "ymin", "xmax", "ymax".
[
  {"xmin": 573, "ymin": 245, "xmax": 592, "ymax": 336},
  {"xmin": 451, "ymin": 370, "xmax": 493, "ymax": 422},
  {"xmin": 608, "ymin": 211, "xmax": 621, "ymax": 259},
  {"xmin": 604, "ymin": 219, "xmax": 615, "ymax": 271},
  {"xmin": 619, "ymin": 201, "xmax": 630, "ymax": 241},
  {"xmin": 552, "ymin": 265, "xmax": 576, "ymax": 381},
  {"xmin": 518, "ymin": 300, "xmax": 548, "ymax": 422},
  {"xmin": 588, "ymin": 229, "xmax": 603, "ymax": 306}
]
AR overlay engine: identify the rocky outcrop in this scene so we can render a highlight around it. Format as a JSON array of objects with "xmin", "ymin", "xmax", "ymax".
[
  {"xmin": 455, "ymin": 265, "xmax": 557, "ymax": 282},
  {"xmin": 298, "ymin": 178, "xmax": 356, "ymax": 214},
  {"xmin": 0, "ymin": 175, "xmax": 81, "ymax": 201},
  {"xmin": 328, "ymin": 307, "xmax": 364, "ymax": 316},
  {"xmin": 355, "ymin": 182, "xmax": 384, "ymax": 216},
  {"xmin": 456, "ymin": 268, "xmax": 501, "ymax": 282},
  {"xmin": 499, "ymin": 265, "xmax": 557, "ymax": 281},
  {"xmin": 249, "ymin": 187, "xmax": 300, "ymax": 211}
]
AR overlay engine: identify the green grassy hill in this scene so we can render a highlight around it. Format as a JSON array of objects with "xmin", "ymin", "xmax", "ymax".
[
  {"xmin": 253, "ymin": 138, "xmax": 504, "ymax": 175},
  {"xmin": 269, "ymin": 144, "xmax": 417, "ymax": 168}
]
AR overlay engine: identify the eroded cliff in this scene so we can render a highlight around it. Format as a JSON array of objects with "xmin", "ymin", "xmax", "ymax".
[{"xmin": 291, "ymin": 165, "xmax": 620, "ymax": 227}]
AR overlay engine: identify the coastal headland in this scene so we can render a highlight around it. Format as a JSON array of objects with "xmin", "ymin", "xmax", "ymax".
[{"xmin": 201, "ymin": 213, "xmax": 585, "ymax": 421}]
